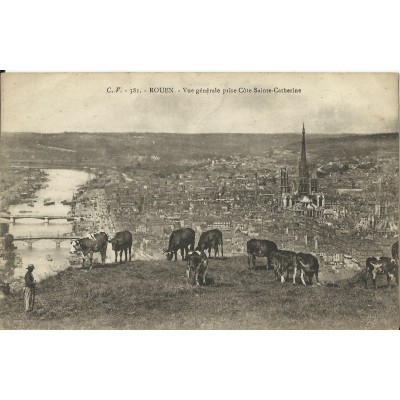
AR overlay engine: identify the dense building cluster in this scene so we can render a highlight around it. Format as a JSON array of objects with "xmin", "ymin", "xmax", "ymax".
[{"xmin": 72, "ymin": 125, "xmax": 398, "ymax": 267}]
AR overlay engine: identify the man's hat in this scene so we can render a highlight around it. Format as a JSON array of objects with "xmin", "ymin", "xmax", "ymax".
[{"xmin": 27, "ymin": 264, "xmax": 34, "ymax": 269}]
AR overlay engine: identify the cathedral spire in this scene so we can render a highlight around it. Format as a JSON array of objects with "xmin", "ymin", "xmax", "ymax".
[
  {"xmin": 298, "ymin": 123, "xmax": 310, "ymax": 196},
  {"xmin": 300, "ymin": 122, "xmax": 306, "ymax": 162}
]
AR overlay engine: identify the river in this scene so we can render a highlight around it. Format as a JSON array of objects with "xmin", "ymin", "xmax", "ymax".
[{"xmin": 8, "ymin": 169, "xmax": 92, "ymax": 282}]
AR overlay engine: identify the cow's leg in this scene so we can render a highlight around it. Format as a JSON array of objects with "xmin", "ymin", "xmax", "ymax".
[
  {"xmin": 89, "ymin": 251, "xmax": 93, "ymax": 269},
  {"xmin": 186, "ymin": 266, "xmax": 190, "ymax": 284},
  {"xmin": 195, "ymin": 267, "xmax": 200, "ymax": 286},
  {"xmin": 202, "ymin": 261, "xmax": 208, "ymax": 285},
  {"xmin": 174, "ymin": 251, "xmax": 177, "ymax": 261},
  {"xmin": 273, "ymin": 260, "xmax": 280, "ymax": 281},
  {"xmin": 273, "ymin": 264, "xmax": 279, "ymax": 281},
  {"xmin": 268, "ymin": 255, "xmax": 274, "ymax": 270},
  {"xmin": 129, "ymin": 245, "xmax": 132, "ymax": 261},
  {"xmin": 315, "ymin": 271, "xmax": 321, "ymax": 286},
  {"xmin": 293, "ymin": 265, "xmax": 297, "ymax": 285},
  {"xmin": 119, "ymin": 250, "xmax": 123, "ymax": 263},
  {"xmin": 114, "ymin": 250, "xmax": 117, "ymax": 263},
  {"xmin": 387, "ymin": 274, "xmax": 392, "ymax": 288},
  {"xmin": 372, "ymin": 270, "xmax": 377, "ymax": 289},
  {"xmin": 203, "ymin": 266, "xmax": 208, "ymax": 285},
  {"xmin": 124, "ymin": 248, "xmax": 128, "ymax": 262},
  {"xmin": 278, "ymin": 261, "xmax": 285, "ymax": 283},
  {"xmin": 180, "ymin": 247, "xmax": 185, "ymax": 261},
  {"xmin": 300, "ymin": 269, "xmax": 307, "ymax": 286},
  {"xmin": 82, "ymin": 254, "xmax": 86, "ymax": 268}
]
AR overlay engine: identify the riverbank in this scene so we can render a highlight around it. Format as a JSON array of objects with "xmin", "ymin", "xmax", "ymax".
[
  {"xmin": 0, "ymin": 167, "xmax": 49, "ymax": 212},
  {"xmin": 1, "ymin": 168, "xmax": 94, "ymax": 284},
  {"xmin": 1, "ymin": 257, "xmax": 398, "ymax": 329}
]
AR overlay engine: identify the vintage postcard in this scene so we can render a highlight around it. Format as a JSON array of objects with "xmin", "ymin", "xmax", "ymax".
[{"xmin": 0, "ymin": 72, "xmax": 398, "ymax": 329}]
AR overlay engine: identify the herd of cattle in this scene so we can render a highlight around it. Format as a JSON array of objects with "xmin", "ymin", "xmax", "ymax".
[{"xmin": 69, "ymin": 228, "xmax": 399, "ymax": 289}]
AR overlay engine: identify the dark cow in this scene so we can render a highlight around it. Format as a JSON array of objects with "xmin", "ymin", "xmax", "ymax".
[
  {"xmin": 109, "ymin": 230, "xmax": 133, "ymax": 263},
  {"xmin": 70, "ymin": 232, "xmax": 108, "ymax": 269},
  {"xmin": 197, "ymin": 229, "xmax": 224, "ymax": 259},
  {"xmin": 294, "ymin": 253, "xmax": 320, "ymax": 286},
  {"xmin": 365, "ymin": 256, "xmax": 399, "ymax": 289},
  {"xmin": 4, "ymin": 233, "xmax": 15, "ymax": 252},
  {"xmin": 270, "ymin": 249, "xmax": 297, "ymax": 283},
  {"xmin": 247, "ymin": 238, "xmax": 278, "ymax": 269},
  {"xmin": 391, "ymin": 241, "xmax": 398, "ymax": 261},
  {"xmin": 186, "ymin": 250, "xmax": 209, "ymax": 286},
  {"xmin": 164, "ymin": 228, "xmax": 195, "ymax": 261}
]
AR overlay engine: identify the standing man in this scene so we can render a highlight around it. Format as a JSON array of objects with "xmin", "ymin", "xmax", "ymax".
[{"xmin": 24, "ymin": 264, "xmax": 35, "ymax": 312}]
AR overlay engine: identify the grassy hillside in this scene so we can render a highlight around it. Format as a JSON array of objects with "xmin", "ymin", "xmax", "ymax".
[{"xmin": 1, "ymin": 258, "xmax": 398, "ymax": 329}]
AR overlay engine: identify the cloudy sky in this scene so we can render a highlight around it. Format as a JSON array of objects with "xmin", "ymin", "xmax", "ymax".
[{"xmin": 1, "ymin": 72, "xmax": 398, "ymax": 134}]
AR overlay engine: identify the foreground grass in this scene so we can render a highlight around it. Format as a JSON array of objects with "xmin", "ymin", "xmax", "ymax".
[{"xmin": 1, "ymin": 257, "xmax": 399, "ymax": 329}]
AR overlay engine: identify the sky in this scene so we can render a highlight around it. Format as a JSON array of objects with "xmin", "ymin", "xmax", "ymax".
[{"xmin": 1, "ymin": 72, "xmax": 398, "ymax": 134}]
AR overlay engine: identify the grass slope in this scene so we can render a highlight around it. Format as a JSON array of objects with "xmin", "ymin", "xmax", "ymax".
[{"xmin": 1, "ymin": 257, "xmax": 399, "ymax": 330}]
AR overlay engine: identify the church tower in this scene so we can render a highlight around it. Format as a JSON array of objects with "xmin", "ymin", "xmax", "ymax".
[{"xmin": 298, "ymin": 123, "xmax": 310, "ymax": 196}]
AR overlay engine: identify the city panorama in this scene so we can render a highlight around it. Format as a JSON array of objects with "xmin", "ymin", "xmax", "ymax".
[{"xmin": 0, "ymin": 72, "xmax": 398, "ymax": 329}]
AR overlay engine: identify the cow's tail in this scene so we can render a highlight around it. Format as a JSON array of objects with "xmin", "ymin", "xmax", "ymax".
[{"xmin": 190, "ymin": 236, "xmax": 195, "ymax": 252}]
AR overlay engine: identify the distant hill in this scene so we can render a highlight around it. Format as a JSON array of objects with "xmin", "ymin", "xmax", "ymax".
[
  {"xmin": 1, "ymin": 132, "xmax": 398, "ymax": 168},
  {"xmin": 288, "ymin": 132, "xmax": 399, "ymax": 160}
]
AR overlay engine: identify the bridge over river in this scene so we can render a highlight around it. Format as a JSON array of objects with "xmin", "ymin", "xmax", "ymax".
[
  {"xmin": 13, "ymin": 235, "xmax": 79, "ymax": 249},
  {"xmin": 1, "ymin": 215, "xmax": 76, "ymax": 223}
]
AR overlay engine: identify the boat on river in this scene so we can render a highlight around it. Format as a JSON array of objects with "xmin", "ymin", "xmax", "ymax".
[
  {"xmin": 19, "ymin": 210, "xmax": 33, "ymax": 213},
  {"xmin": 46, "ymin": 255, "xmax": 53, "ymax": 261},
  {"xmin": 44, "ymin": 198, "xmax": 55, "ymax": 206}
]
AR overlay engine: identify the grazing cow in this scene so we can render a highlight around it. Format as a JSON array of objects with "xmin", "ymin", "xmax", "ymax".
[
  {"xmin": 70, "ymin": 231, "xmax": 108, "ymax": 269},
  {"xmin": 270, "ymin": 249, "xmax": 297, "ymax": 283},
  {"xmin": 294, "ymin": 253, "xmax": 320, "ymax": 286},
  {"xmin": 365, "ymin": 256, "xmax": 399, "ymax": 289},
  {"xmin": 186, "ymin": 250, "xmax": 209, "ymax": 286},
  {"xmin": 3, "ymin": 233, "xmax": 15, "ymax": 252},
  {"xmin": 109, "ymin": 230, "xmax": 133, "ymax": 263},
  {"xmin": 247, "ymin": 238, "xmax": 278, "ymax": 269},
  {"xmin": 197, "ymin": 229, "xmax": 224, "ymax": 259},
  {"xmin": 164, "ymin": 228, "xmax": 195, "ymax": 261},
  {"xmin": 391, "ymin": 241, "xmax": 398, "ymax": 261}
]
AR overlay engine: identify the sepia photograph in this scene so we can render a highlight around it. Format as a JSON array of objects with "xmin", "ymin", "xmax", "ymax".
[{"xmin": 0, "ymin": 72, "xmax": 399, "ymax": 330}]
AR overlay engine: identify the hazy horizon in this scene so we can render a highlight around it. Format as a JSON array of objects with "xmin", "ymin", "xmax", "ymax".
[{"xmin": 2, "ymin": 130, "xmax": 398, "ymax": 136}]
